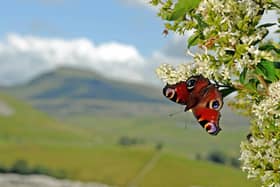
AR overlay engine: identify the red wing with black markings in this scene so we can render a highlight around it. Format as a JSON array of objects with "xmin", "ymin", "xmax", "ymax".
[{"xmin": 163, "ymin": 75, "xmax": 223, "ymax": 135}]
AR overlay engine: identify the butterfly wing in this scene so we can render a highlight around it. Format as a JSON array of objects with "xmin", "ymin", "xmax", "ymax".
[
  {"xmin": 163, "ymin": 75, "xmax": 210, "ymax": 110},
  {"xmin": 191, "ymin": 85, "xmax": 223, "ymax": 135},
  {"xmin": 163, "ymin": 81, "xmax": 190, "ymax": 105},
  {"xmin": 162, "ymin": 75, "xmax": 224, "ymax": 135}
]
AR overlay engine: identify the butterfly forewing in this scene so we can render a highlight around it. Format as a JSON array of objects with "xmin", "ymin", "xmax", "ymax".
[
  {"xmin": 163, "ymin": 75, "xmax": 211, "ymax": 110},
  {"xmin": 163, "ymin": 82, "xmax": 191, "ymax": 105}
]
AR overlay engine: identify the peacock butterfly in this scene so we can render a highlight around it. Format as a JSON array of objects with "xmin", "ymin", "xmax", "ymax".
[{"xmin": 163, "ymin": 75, "xmax": 223, "ymax": 135}]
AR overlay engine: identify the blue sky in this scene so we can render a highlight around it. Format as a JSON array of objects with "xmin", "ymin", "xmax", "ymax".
[
  {"xmin": 0, "ymin": 0, "xmax": 164, "ymax": 56},
  {"xmin": 0, "ymin": 0, "xmax": 277, "ymax": 85},
  {"xmin": 0, "ymin": 0, "xmax": 188, "ymax": 85}
]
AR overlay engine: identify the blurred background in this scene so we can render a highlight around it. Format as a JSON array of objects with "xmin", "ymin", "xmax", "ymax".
[{"xmin": 1, "ymin": 0, "xmax": 276, "ymax": 186}]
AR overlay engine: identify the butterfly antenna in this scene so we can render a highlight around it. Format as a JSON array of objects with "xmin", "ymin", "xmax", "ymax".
[{"xmin": 168, "ymin": 110, "xmax": 184, "ymax": 117}]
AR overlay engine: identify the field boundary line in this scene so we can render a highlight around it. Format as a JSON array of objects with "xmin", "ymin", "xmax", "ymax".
[{"xmin": 125, "ymin": 150, "xmax": 162, "ymax": 187}]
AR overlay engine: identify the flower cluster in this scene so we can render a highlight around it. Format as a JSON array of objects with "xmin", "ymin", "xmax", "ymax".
[
  {"xmin": 152, "ymin": 0, "xmax": 280, "ymax": 185},
  {"xmin": 252, "ymin": 81, "xmax": 280, "ymax": 127},
  {"xmin": 240, "ymin": 137, "xmax": 280, "ymax": 186},
  {"xmin": 196, "ymin": 0, "xmax": 273, "ymax": 72},
  {"xmin": 240, "ymin": 81, "xmax": 280, "ymax": 186},
  {"xmin": 156, "ymin": 63, "xmax": 194, "ymax": 84},
  {"xmin": 238, "ymin": 45, "xmax": 274, "ymax": 67},
  {"xmin": 156, "ymin": 0, "xmax": 275, "ymax": 86}
]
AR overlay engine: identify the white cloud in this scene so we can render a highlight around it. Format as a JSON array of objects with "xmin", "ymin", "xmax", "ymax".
[
  {"xmin": 0, "ymin": 34, "xmax": 146, "ymax": 85},
  {"xmin": 119, "ymin": 0, "xmax": 150, "ymax": 7},
  {"xmin": 0, "ymin": 33, "xmax": 198, "ymax": 86},
  {"xmin": 159, "ymin": 31, "xmax": 196, "ymax": 59},
  {"xmin": 118, "ymin": 0, "xmax": 158, "ymax": 11}
]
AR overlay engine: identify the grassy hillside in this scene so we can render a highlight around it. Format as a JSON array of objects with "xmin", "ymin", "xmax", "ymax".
[
  {"xmin": 138, "ymin": 153, "xmax": 259, "ymax": 187},
  {"xmin": 65, "ymin": 115, "xmax": 249, "ymax": 158},
  {"xmin": 0, "ymin": 93, "xmax": 154, "ymax": 185},
  {"xmin": 2, "ymin": 67, "xmax": 256, "ymax": 186},
  {"xmin": 4, "ymin": 67, "xmax": 249, "ymax": 127},
  {"xmin": 0, "ymin": 93, "xmax": 258, "ymax": 186},
  {"xmin": 5, "ymin": 67, "xmax": 173, "ymax": 118},
  {"xmin": 2, "ymin": 66, "xmax": 251, "ymax": 163},
  {"xmin": 7, "ymin": 67, "xmax": 164, "ymax": 103}
]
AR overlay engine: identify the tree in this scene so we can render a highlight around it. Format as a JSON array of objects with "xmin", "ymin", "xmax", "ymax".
[{"xmin": 150, "ymin": 0, "xmax": 280, "ymax": 186}]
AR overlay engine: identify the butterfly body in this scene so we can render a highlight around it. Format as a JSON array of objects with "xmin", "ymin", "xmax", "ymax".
[{"xmin": 163, "ymin": 75, "xmax": 223, "ymax": 135}]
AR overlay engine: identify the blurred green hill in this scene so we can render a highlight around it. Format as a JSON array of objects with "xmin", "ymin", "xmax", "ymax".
[
  {"xmin": 7, "ymin": 66, "xmax": 164, "ymax": 102},
  {"xmin": 0, "ymin": 93, "xmax": 258, "ymax": 187},
  {"xmin": 0, "ymin": 67, "xmax": 258, "ymax": 186},
  {"xmin": 4, "ymin": 67, "xmax": 251, "ymax": 155},
  {"xmin": 5, "ymin": 67, "xmax": 248, "ymax": 121}
]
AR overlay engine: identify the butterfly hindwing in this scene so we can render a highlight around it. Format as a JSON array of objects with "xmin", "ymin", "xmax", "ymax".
[{"xmin": 191, "ymin": 85, "xmax": 223, "ymax": 135}]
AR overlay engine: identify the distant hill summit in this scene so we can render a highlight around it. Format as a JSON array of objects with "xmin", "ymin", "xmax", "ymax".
[
  {"xmin": 5, "ymin": 66, "xmax": 172, "ymax": 117},
  {"xmin": 8, "ymin": 66, "xmax": 164, "ymax": 103},
  {"xmin": 5, "ymin": 66, "xmax": 249, "ymax": 126}
]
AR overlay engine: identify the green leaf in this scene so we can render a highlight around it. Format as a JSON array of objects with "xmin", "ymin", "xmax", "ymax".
[
  {"xmin": 193, "ymin": 13, "xmax": 208, "ymax": 29},
  {"xmin": 169, "ymin": 0, "xmax": 201, "ymax": 20},
  {"xmin": 225, "ymin": 49, "xmax": 235, "ymax": 55},
  {"xmin": 245, "ymin": 79, "xmax": 259, "ymax": 91},
  {"xmin": 150, "ymin": 0, "xmax": 160, "ymax": 6},
  {"xmin": 269, "ymin": 2, "xmax": 280, "ymax": 9},
  {"xmin": 257, "ymin": 23, "xmax": 276, "ymax": 28},
  {"xmin": 259, "ymin": 44, "xmax": 280, "ymax": 53},
  {"xmin": 256, "ymin": 60, "xmax": 279, "ymax": 81},
  {"xmin": 274, "ymin": 62, "xmax": 280, "ymax": 69},
  {"xmin": 187, "ymin": 32, "xmax": 200, "ymax": 48},
  {"xmin": 240, "ymin": 67, "xmax": 247, "ymax": 84},
  {"xmin": 220, "ymin": 87, "xmax": 236, "ymax": 98}
]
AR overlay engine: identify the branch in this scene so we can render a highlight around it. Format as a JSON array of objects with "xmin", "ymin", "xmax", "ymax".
[{"xmin": 256, "ymin": 75, "xmax": 269, "ymax": 95}]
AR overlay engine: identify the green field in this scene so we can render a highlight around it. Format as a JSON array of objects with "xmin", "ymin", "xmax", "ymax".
[
  {"xmin": 0, "ymin": 93, "xmax": 259, "ymax": 186},
  {"xmin": 64, "ymin": 114, "xmax": 249, "ymax": 158}
]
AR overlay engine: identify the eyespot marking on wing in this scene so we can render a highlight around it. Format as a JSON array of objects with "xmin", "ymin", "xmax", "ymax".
[
  {"xmin": 205, "ymin": 122, "xmax": 221, "ymax": 135},
  {"xmin": 186, "ymin": 77, "xmax": 197, "ymax": 90},
  {"xmin": 165, "ymin": 88, "xmax": 175, "ymax": 99},
  {"xmin": 209, "ymin": 99, "xmax": 222, "ymax": 110}
]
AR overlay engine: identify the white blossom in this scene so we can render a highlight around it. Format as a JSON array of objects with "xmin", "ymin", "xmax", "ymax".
[
  {"xmin": 155, "ymin": 63, "xmax": 195, "ymax": 84},
  {"xmin": 155, "ymin": 0, "xmax": 280, "ymax": 185}
]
